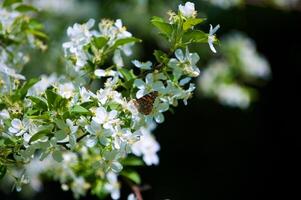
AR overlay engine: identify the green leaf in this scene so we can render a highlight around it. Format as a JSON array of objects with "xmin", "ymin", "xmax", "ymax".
[
  {"xmin": 18, "ymin": 78, "xmax": 40, "ymax": 99},
  {"xmin": 182, "ymin": 30, "xmax": 208, "ymax": 44},
  {"xmin": 52, "ymin": 150, "xmax": 63, "ymax": 162},
  {"xmin": 111, "ymin": 37, "xmax": 141, "ymax": 50},
  {"xmin": 0, "ymin": 165, "xmax": 7, "ymax": 180},
  {"xmin": 2, "ymin": 0, "xmax": 22, "ymax": 7},
  {"xmin": 54, "ymin": 119, "xmax": 68, "ymax": 131},
  {"xmin": 28, "ymin": 96, "xmax": 48, "ymax": 111},
  {"xmin": 121, "ymin": 157, "xmax": 144, "ymax": 166},
  {"xmin": 118, "ymin": 68, "xmax": 136, "ymax": 82},
  {"xmin": 15, "ymin": 4, "xmax": 38, "ymax": 12},
  {"xmin": 121, "ymin": 170, "xmax": 141, "ymax": 184},
  {"xmin": 92, "ymin": 36, "xmax": 108, "ymax": 49},
  {"xmin": 151, "ymin": 16, "xmax": 173, "ymax": 38},
  {"xmin": 29, "ymin": 124, "xmax": 54, "ymax": 143},
  {"xmin": 54, "ymin": 130, "xmax": 67, "ymax": 141},
  {"xmin": 0, "ymin": 23, "xmax": 3, "ymax": 32},
  {"xmin": 45, "ymin": 89, "xmax": 57, "ymax": 109},
  {"xmin": 70, "ymin": 105, "xmax": 90, "ymax": 114},
  {"xmin": 46, "ymin": 89, "xmax": 67, "ymax": 110},
  {"xmin": 27, "ymin": 29, "xmax": 48, "ymax": 40},
  {"xmin": 28, "ymin": 19, "xmax": 44, "ymax": 30},
  {"xmin": 80, "ymin": 101, "xmax": 97, "ymax": 110},
  {"xmin": 183, "ymin": 18, "xmax": 204, "ymax": 31}
]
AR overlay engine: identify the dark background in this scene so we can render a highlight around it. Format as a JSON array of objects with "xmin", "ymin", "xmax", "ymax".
[{"xmin": 1, "ymin": 2, "xmax": 300, "ymax": 200}]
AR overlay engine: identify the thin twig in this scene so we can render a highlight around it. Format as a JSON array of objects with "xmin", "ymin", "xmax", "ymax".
[
  {"xmin": 57, "ymin": 132, "xmax": 89, "ymax": 147},
  {"xmin": 131, "ymin": 185, "xmax": 143, "ymax": 200}
]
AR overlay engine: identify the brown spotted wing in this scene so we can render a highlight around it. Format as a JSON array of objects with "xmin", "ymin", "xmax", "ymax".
[{"xmin": 134, "ymin": 91, "xmax": 158, "ymax": 115}]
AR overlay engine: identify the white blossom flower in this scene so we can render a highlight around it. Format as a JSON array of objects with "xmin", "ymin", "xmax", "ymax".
[
  {"xmin": 132, "ymin": 128, "xmax": 160, "ymax": 166},
  {"xmin": 9, "ymin": 118, "xmax": 29, "ymax": 137},
  {"xmin": 93, "ymin": 107, "xmax": 119, "ymax": 130},
  {"xmin": 112, "ymin": 126, "xmax": 141, "ymax": 151},
  {"xmin": 79, "ymin": 87, "xmax": 92, "ymax": 102},
  {"xmin": 178, "ymin": 2, "xmax": 196, "ymax": 18},
  {"xmin": 168, "ymin": 49, "xmax": 200, "ymax": 78},
  {"xmin": 132, "ymin": 60, "xmax": 152, "ymax": 70},
  {"xmin": 207, "ymin": 0, "xmax": 242, "ymax": 9},
  {"xmin": 113, "ymin": 49, "xmax": 124, "ymax": 67},
  {"xmin": 216, "ymin": 83, "xmax": 251, "ymax": 109},
  {"xmin": 63, "ymin": 19, "xmax": 95, "ymax": 70},
  {"xmin": 57, "ymin": 82, "xmax": 75, "ymax": 99},
  {"xmin": 208, "ymin": 24, "xmax": 220, "ymax": 53},
  {"xmin": 0, "ymin": 109, "xmax": 10, "ymax": 126},
  {"xmin": 149, "ymin": 100, "xmax": 169, "ymax": 123},
  {"xmin": 0, "ymin": 8, "xmax": 20, "ymax": 31},
  {"xmin": 104, "ymin": 172, "xmax": 120, "ymax": 200},
  {"xmin": 28, "ymin": 74, "xmax": 58, "ymax": 96},
  {"xmin": 103, "ymin": 150, "xmax": 123, "ymax": 173},
  {"xmin": 134, "ymin": 73, "xmax": 165, "ymax": 98},
  {"xmin": 0, "ymin": 63, "xmax": 26, "ymax": 80},
  {"xmin": 94, "ymin": 69, "xmax": 117, "ymax": 78},
  {"xmin": 96, "ymin": 88, "xmax": 123, "ymax": 105},
  {"xmin": 85, "ymin": 120, "xmax": 111, "ymax": 147}
]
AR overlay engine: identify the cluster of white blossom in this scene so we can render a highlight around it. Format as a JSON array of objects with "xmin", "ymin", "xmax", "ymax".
[
  {"xmin": 0, "ymin": 7, "xmax": 25, "ymax": 91},
  {"xmin": 206, "ymin": 0, "xmax": 243, "ymax": 9},
  {"xmin": 207, "ymin": 0, "xmax": 300, "ymax": 9},
  {"xmin": 27, "ymin": 0, "xmax": 76, "ymax": 14},
  {"xmin": 1, "ymin": 3, "xmax": 46, "ymax": 94},
  {"xmin": 0, "ymin": 1, "xmax": 220, "ymax": 199},
  {"xmin": 271, "ymin": 0, "xmax": 300, "ymax": 8},
  {"xmin": 199, "ymin": 33, "xmax": 270, "ymax": 109}
]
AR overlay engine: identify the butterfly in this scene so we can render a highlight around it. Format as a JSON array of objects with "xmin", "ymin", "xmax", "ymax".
[{"xmin": 134, "ymin": 91, "xmax": 158, "ymax": 115}]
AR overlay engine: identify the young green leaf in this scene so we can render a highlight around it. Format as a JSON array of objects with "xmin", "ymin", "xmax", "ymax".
[
  {"xmin": 54, "ymin": 119, "xmax": 68, "ymax": 131},
  {"xmin": 121, "ymin": 157, "xmax": 144, "ymax": 166},
  {"xmin": 183, "ymin": 18, "xmax": 204, "ymax": 31},
  {"xmin": 2, "ymin": 0, "xmax": 22, "ymax": 7},
  {"xmin": 28, "ymin": 96, "xmax": 48, "ymax": 111},
  {"xmin": 182, "ymin": 30, "xmax": 208, "ymax": 44},
  {"xmin": 54, "ymin": 130, "xmax": 67, "ymax": 141},
  {"xmin": 92, "ymin": 36, "xmax": 109, "ymax": 49},
  {"xmin": 15, "ymin": 4, "xmax": 38, "ymax": 12},
  {"xmin": 52, "ymin": 150, "xmax": 63, "ymax": 162},
  {"xmin": 70, "ymin": 105, "xmax": 90, "ymax": 115},
  {"xmin": 151, "ymin": 16, "xmax": 173, "ymax": 38},
  {"xmin": 118, "ymin": 68, "xmax": 136, "ymax": 82},
  {"xmin": 111, "ymin": 37, "xmax": 141, "ymax": 50},
  {"xmin": 121, "ymin": 170, "xmax": 141, "ymax": 184}
]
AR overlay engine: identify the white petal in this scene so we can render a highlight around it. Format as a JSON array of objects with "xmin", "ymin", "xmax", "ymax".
[
  {"xmin": 11, "ymin": 118, "xmax": 22, "ymax": 129},
  {"xmin": 134, "ymin": 79, "xmax": 145, "ymax": 88},
  {"xmin": 9, "ymin": 127, "xmax": 19, "ymax": 134},
  {"xmin": 136, "ymin": 89, "xmax": 146, "ymax": 99},
  {"xmin": 86, "ymin": 19, "xmax": 95, "ymax": 29},
  {"xmin": 175, "ymin": 49, "xmax": 184, "ymax": 61},
  {"xmin": 155, "ymin": 113, "xmax": 164, "ymax": 123},
  {"xmin": 209, "ymin": 41, "xmax": 217, "ymax": 53},
  {"xmin": 109, "ymin": 110, "xmax": 118, "ymax": 119},
  {"xmin": 211, "ymin": 24, "xmax": 220, "ymax": 35},
  {"xmin": 94, "ymin": 69, "xmax": 105, "ymax": 77}
]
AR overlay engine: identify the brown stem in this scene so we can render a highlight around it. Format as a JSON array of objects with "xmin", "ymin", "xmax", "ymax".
[{"xmin": 131, "ymin": 185, "xmax": 143, "ymax": 200}]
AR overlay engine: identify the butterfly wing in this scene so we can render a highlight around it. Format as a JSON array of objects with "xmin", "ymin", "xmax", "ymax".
[{"xmin": 135, "ymin": 91, "xmax": 158, "ymax": 115}]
